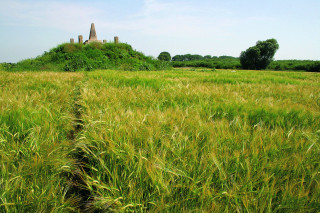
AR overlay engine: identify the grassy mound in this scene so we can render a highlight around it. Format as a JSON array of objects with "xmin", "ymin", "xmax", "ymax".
[{"xmin": 4, "ymin": 42, "xmax": 170, "ymax": 71}]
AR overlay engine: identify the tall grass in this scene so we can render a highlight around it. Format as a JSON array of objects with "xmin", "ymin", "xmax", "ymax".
[
  {"xmin": 74, "ymin": 69, "xmax": 320, "ymax": 211},
  {"xmin": 0, "ymin": 71, "xmax": 83, "ymax": 212},
  {"xmin": 1, "ymin": 69, "xmax": 319, "ymax": 212}
]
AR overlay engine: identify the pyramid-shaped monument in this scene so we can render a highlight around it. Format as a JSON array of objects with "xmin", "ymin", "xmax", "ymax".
[{"xmin": 85, "ymin": 23, "xmax": 102, "ymax": 44}]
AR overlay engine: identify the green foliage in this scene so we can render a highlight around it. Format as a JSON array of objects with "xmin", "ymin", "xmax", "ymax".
[
  {"xmin": 171, "ymin": 54, "xmax": 240, "ymax": 69},
  {"xmin": 204, "ymin": 55, "xmax": 212, "ymax": 59},
  {"xmin": 5, "ymin": 43, "xmax": 171, "ymax": 72},
  {"xmin": 172, "ymin": 54, "xmax": 204, "ymax": 61},
  {"xmin": 158, "ymin": 51, "xmax": 171, "ymax": 61},
  {"xmin": 172, "ymin": 57, "xmax": 241, "ymax": 69},
  {"xmin": 268, "ymin": 60, "xmax": 320, "ymax": 72},
  {"xmin": 172, "ymin": 54, "xmax": 238, "ymax": 62},
  {"xmin": 64, "ymin": 54, "xmax": 93, "ymax": 72},
  {"xmin": 240, "ymin": 38, "xmax": 279, "ymax": 70},
  {"xmin": 172, "ymin": 54, "xmax": 183, "ymax": 61},
  {"xmin": 170, "ymin": 52, "xmax": 319, "ymax": 72}
]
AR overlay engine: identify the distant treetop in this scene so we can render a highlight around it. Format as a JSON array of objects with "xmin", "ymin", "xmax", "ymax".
[{"xmin": 158, "ymin": 52, "xmax": 171, "ymax": 61}]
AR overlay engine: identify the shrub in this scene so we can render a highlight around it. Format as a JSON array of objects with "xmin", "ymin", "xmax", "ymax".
[{"xmin": 267, "ymin": 60, "xmax": 320, "ymax": 72}]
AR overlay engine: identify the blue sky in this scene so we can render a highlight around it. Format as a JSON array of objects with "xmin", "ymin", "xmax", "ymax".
[{"xmin": 0, "ymin": 0, "xmax": 319, "ymax": 62}]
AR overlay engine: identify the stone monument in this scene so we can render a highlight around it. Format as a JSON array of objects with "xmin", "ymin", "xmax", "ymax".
[{"xmin": 84, "ymin": 23, "xmax": 102, "ymax": 44}]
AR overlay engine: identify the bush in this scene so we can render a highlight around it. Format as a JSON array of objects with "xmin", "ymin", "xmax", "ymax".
[
  {"xmin": 310, "ymin": 61, "xmax": 320, "ymax": 72},
  {"xmin": 64, "ymin": 54, "xmax": 92, "ymax": 72},
  {"xmin": 267, "ymin": 60, "xmax": 320, "ymax": 72}
]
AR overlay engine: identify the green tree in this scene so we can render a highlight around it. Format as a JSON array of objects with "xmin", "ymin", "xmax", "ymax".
[
  {"xmin": 184, "ymin": 54, "xmax": 192, "ymax": 61},
  {"xmin": 240, "ymin": 38, "xmax": 279, "ymax": 70},
  {"xmin": 192, "ymin": 54, "xmax": 204, "ymax": 60},
  {"xmin": 158, "ymin": 52, "xmax": 171, "ymax": 61},
  {"xmin": 172, "ymin": 55, "xmax": 183, "ymax": 61}
]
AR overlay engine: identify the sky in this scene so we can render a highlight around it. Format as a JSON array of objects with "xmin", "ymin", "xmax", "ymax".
[{"xmin": 0, "ymin": 0, "xmax": 320, "ymax": 63}]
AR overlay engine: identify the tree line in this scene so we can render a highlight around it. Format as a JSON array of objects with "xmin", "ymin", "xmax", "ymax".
[
  {"xmin": 172, "ymin": 55, "xmax": 237, "ymax": 61},
  {"xmin": 158, "ymin": 39, "xmax": 279, "ymax": 70},
  {"xmin": 157, "ymin": 39, "xmax": 319, "ymax": 72},
  {"xmin": 158, "ymin": 52, "xmax": 238, "ymax": 62}
]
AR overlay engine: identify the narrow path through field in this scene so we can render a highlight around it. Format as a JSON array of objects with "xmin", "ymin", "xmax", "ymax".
[{"xmin": 65, "ymin": 73, "xmax": 95, "ymax": 212}]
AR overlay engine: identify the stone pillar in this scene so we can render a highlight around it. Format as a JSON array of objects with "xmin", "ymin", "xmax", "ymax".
[
  {"xmin": 70, "ymin": 38, "xmax": 74, "ymax": 44},
  {"xmin": 89, "ymin": 23, "xmax": 98, "ymax": 40},
  {"xmin": 78, "ymin": 35, "xmax": 83, "ymax": 44},
  {"xmin": 114, "ymin": 36, "xmax": 119, "ymax": 44},
  {"xmin": 103, "ymin": 40, "xmax": 107, "ymax": 44}
]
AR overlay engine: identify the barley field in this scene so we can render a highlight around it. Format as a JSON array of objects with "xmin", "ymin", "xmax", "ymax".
[{"xmin": 1, "ymin": 69, "xmax": 320, "ymax": 212}]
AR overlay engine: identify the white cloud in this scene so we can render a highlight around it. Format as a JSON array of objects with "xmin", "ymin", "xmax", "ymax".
[
  {"xmin": 0, "ymin": 0, "xmax": 101, "ymax": 31},
  {"xmin": 142, "ymin": 0, "xmax": 171, "ymax": 16},
  {"xmin": 97, "ymin": 0, "xmax": 229, "ymax": 37}
]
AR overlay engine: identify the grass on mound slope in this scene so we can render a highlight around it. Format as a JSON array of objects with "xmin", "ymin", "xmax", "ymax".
[
  {"xmin": 0, "ymin": 71, "xmax": 83, "ymax": 212},
  {"xmin": 74, "ymin": 69, "xmax": 320, "ymax": 212},
  {"xmin": 4, "ymin": 42, "xmax": 170, "ymax": 72}
]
